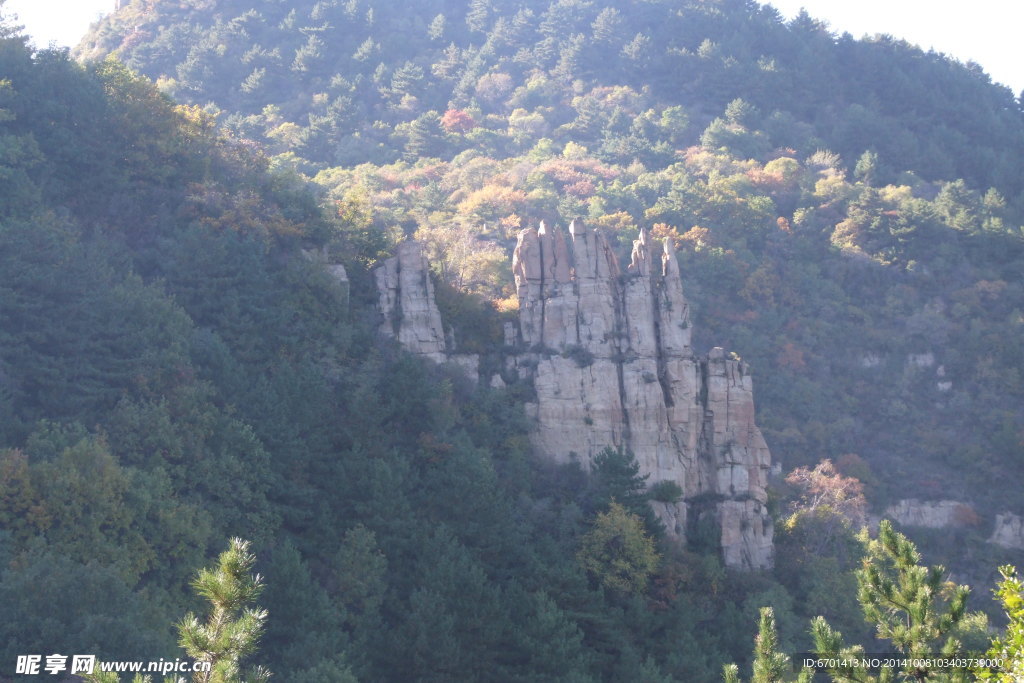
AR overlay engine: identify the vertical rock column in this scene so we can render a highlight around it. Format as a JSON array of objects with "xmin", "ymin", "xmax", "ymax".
[
  {"xmin": 619, "ymin": 230, "xmax": 685, "ymax": 483},
  {"xmin": 515, "ymin": 222, "xmax": 624, "ymax": 461},
  {"xmin": 378, "ymin": 224, "xmax": 775, "ymax": 569},
  {"xmin": 375, "ymin": 241, "xmax": 480, "ymax": 380},
  {"xmin": 512, "ymin": 226, "xmax": 544, "ymax": 347},
  {"xmin": 700, "ymin": 349, "xmax": 773, "ymax": 569},
  {"xmin": 375, "ymin": 241, "xmax": 448, "ymax": 362},
  {"xmin": 569, "ymin": 218, "xmax": 620, "ymax": 355},
  {"xmin": 511, "ymin": 221, "xmax": 774, "ymax": 569}
]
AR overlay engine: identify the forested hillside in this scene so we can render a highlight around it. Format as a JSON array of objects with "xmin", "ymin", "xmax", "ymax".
[
  {"xmin": 1, "ymin": 15, "xmax": 869, "ymax": 681},
  {"xmin": 78, "ymin": 0, "xmax": 1024, "ymax": 514},
  {"xmin": 80, "ymin": 0, "xmax": 1024, "ymax": 199},
  {"xmin": 0, "ymin": 0, "xmax": 1022, "ymax": 680}
]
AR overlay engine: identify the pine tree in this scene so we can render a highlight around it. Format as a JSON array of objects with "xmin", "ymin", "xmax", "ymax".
[
  {"xmin": 85, "ymin": 673, "xmax": 165, "ymax": 683},
  {"xmin": 403, "ymin": 112, "xmax": 444, "ymax": 160},
  {"xmin": 728, "ymin": 522, "xmax": 989, "ymax": 683},
  {"xmin": 466, "ymin": 0, "xmax": 491, "ymax": 34},
  {"xmin": 854, "ymin": 150, "xmax": 879, "ymax": 186},
  {"xmin": 810, "ymin": 520, "xmax": 972, "ymax": 682},
  {"xmin": 178, "ymin": 539, "xmax": 271, "ymax": 683},
  {"xmin": 591, "ymin": 7, "xmax": 623, "ymax": 45},
  {"xmin": 259, "ymin": 542, "xmax": 346, "ymax": 673},
  {"xmin": 752, "ymin": 608, "xmax": 792, "ymax": 683},
  {"xmin": 427, "ymin": 14, "xmax": 446, "ymax": 41},
  {"xmin": 722, "ymin": 607, "xmax": 811, "ymax": 683},
  {"xmin": 584, "ymin": 446, "xmax": 662, "ymax": 535},
  {"xmin": 979, "ymin": 565, "xmax": 1024, "ymax": 682}
]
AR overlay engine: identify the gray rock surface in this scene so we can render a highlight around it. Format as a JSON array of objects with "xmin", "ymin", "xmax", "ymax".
[
  {"xmin": 884, "ymin": 499, "xmax": 977, "ymax": 529},
  {"xmin": 375, "ymin": 225, "xmax": 774, "ymax": 569},
  {"xmin": 510, "ymin": 222, "xmax": 772, "ymax": 569},
  {"xmin": 990, "ymin": 513, "xmax": 1024, "ymax": 549},
  {"xmin": 375, "ymin": 241, "xmax": 479, "ymax": 376}
]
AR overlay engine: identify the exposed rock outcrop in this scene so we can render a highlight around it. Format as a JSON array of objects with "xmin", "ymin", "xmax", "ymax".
[
  {"xmin": 878, "ymin": 503, "xmax": 1024, "ymax": 552},
  {"xmin": 375, "ymin": 241, "xmax": 479, "ymax": 376},
  {"xmin": 990, "ymin": 513, "xmax": 1024, "ymax": 550},
  {"xmin": 907, "ymin": 352, "xmax": 936, "ymax": 368},
  {"xmin": 374, "ymin": 223, "xmax": 774, "ymax": 569},
  {"xmin": 510, "ymin": 221, "xmax": 772, "ymax": 569},
  {"xmin": 884, "ymin": 499, "xmax": 979, "ymax": 529}
]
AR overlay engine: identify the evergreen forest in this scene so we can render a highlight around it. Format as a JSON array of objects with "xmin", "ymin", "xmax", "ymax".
[{"xmin": 1, "ymin": 0, "xmax": 1023, "ymax": 680}]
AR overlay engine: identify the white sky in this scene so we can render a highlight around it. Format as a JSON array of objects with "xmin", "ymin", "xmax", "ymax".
[
  {"xmin": 4, "ymin": 0, "xmax": 114, "ymax": 47},
  {"xmin": 770, "ymin": 0, "xmax": 1024, "ymax": 95},
  {"xmin": 3, "ymin": 0, "xmax": 1023, "ymax": 95}
]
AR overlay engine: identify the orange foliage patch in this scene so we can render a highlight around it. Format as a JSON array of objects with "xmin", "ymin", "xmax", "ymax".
[
  {"xmin": 457, "ymin": 185, "xmax": 528, "ymax": 220},
  {"xmin": 441, "ymin": 108, "xmax": 476, "ymax": 133},
  {"xmin": 564, "ymin": 180, "xmax": 596, "ymax": 197},
  {"xmin": 651, "ymin": 223, "xmax": 683, "ymax": 250},
  {"xmin": 776, "ymin": 342, "xmax": 806, "ymax": 370},
  {"xmin": 679, "ymin": 225, "xmax": 711, "ymax": 248},
  {"xmin": 953, "ymin": 504, "xmax": 982, "ymax": 527},
  {"xmin": 493, "ymin": 294, "xmax": 519, "ymax": 314},
  {"xmin": 592, "ymin": 211, "xmax": 637, "ymax": 233},
  {"xmin": 786, "ymin": 459, "xmax": 867, "ymax": 526}
]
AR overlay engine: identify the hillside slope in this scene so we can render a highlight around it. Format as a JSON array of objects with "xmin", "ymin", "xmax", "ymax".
[
  {"xmin": 1, "ymin": 0, "xmax": 1021, "ymax": 678},
  {"xmin": 79, "ymin": 0, "xmax": 1024, "ymax": 198},
  {"xmin": 1, "ymin": 21, "xmax": 872, "ymax": 681},
  {"xmin": 77, "ymin": 0, "xmax": 1024, "ymax": 519}
]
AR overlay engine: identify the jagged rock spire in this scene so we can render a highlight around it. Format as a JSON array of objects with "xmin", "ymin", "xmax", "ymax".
[
  {"xmin": 375, "ymin": 240, "xmax": 480, "ymax": 376},
  {"xmin": 658, "ymin": 238, "xmax": 691, "ymax": 355},
  {"xmin": 568, "ymin": 218, "xmax": 618, "ymax": 281},
  {"xmin": 375, "ymin": 241, "xmax": 446, "ymax": 360},
  {"xmin": 628, "ymin": 227, "xmax": 653, "ymax": 276},
  {"xmin": 538, "ymin": 221, "xmax": 572, "ymax": 284},
  {"xmin": 512, "ymin": 226, "xmax": 541, "ymax": 289},
  {"xmin": 378, "ymin": 225, "xmax": 774, "ymax": 570},
  {"xmin": 661, "ymin": 237, "xmax": 679, "ymax": 279}
]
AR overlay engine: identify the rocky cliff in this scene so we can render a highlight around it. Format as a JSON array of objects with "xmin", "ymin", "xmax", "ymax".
[
  {"xmin": 875, "ymin": 501, "xmax": 1024, "ymax": 552},
  {"xmin": 376, "ymin": 241, "xmax": 448, "ymax": 361},
  {"xmin": 990, "ymin": 513, "xmax": 1024, "ymax": 550},
  {"xmin": 883, "ymin": 500, "xmax": 979, "ymax": 529},
  {"xmin": 375, "ymin": 241, "xmax": 479, "ymax": 376},
  {"xmin": 375, "ymin": 223, "xmax": 774, "ymax": 569}
]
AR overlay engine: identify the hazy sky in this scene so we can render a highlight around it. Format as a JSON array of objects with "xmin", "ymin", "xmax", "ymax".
[
  {"xmin": 3, "ymin": 0, "xmax": 1022, "ymax": 94},
  {"xmin": 769, "ymin": 0, "xmax": 1023, "ymax": 95},
  {"xmin": 4, "ymin": 0, "xmax": 115, "ymax": 47}
]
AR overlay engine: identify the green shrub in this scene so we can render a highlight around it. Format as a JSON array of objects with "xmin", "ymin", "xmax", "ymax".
[{"xmin": 648, "ymin": 480, "xmax": 684, "ymax": 504}]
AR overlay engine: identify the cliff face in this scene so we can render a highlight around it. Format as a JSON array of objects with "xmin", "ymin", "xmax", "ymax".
[
  {"xmin": 883, "ymin": 500, "xmax": 978, "ymax": 529},
  {"xmin": 375, "ymin": 241, "xmax": 448, "ymax": 362},
  {"xmin": 375, "ymin": 223, "xmax": 774, "ymax": 569},
  {"xmin": 510, "ymin": 221, "xmax": 772, "ymax": 569},
  {"xmin": 990, "ymin": 513, "xmax": 1024, "ymax": 550},
  {"xmin": 375, "ymin": 241, "xmax": 480, "ymax": 377}
]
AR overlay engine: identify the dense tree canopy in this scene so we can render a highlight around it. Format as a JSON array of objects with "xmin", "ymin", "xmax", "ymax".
[
  {"xmin": 2, "ymin": 23, "xmax": 835, "ymax": 680},
  {"xmin": 0, "ymin": 0, "xmax": 1022, "ymax": 680},
  {"xmin": 78, "ymin": 0, "xmax": 1024, "ymax": 201},
  {"xmin": 71, "ymin": 0, "xmax": 1024, "ymax": 528}
]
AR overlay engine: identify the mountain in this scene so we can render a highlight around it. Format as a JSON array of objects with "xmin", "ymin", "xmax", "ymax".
[
  {"xmin": 0, "ymin": 0, "xmax": 1022, "ymax": 679},
  {"xmin": 78, "ymin": 0, "xmax": 1024, "ymax": 199},
  {"xmin": 77, "ymin": 0, "xmax": 1024, "ymax": 521},
  {"xmin": 0, "ymin": 16, "xmax": 831, "ymax": 681}
]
